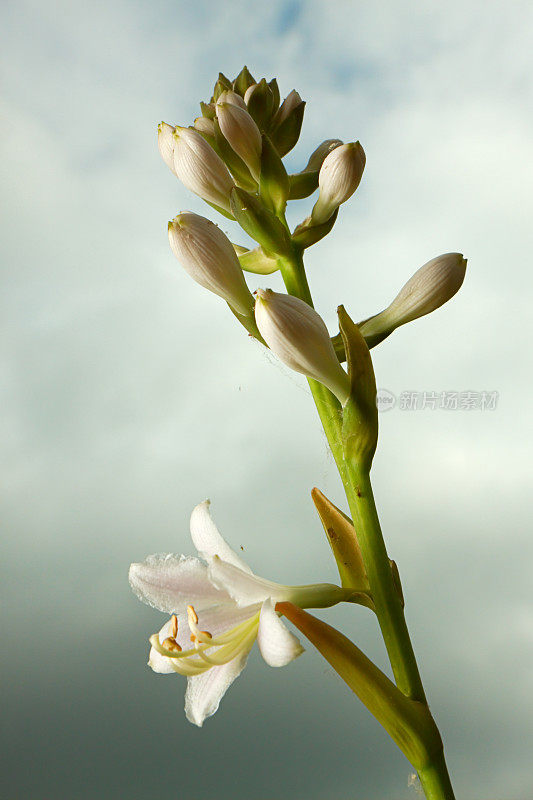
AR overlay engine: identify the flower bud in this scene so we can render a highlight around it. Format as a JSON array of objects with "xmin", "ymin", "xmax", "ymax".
[
  {"xmin": 173, "ymin": 127, "xmax": 235, "ymax": 213},
  {"xmin": 275, "ymin": 90, "xmax": 302, "ymax": 126},
  {"xmin": 244, "ymin": 79, "xmax": 275, "ymax": 130},
  {"xmin": 254, "ymin": 289, "xmax": 350, "ymax": 404},
  {"xmin": 157, "ymin": 122, "xmax": 177, "ymax": 175},
  {"xmin": 270, "ymin": 92, "xmax": 305, "ymax": 158},
  {"xmin": 217, "ymin": 90, "xmax": 247, "ymax": 110},
  {"xmin": 193, "ymin": 116, "xmax": 216, "ymax": 137},
  {"xmin": 216, "ymin": 101, "xmax": 262, "ymax": 181},
  {"xmin": 359, "ymin": 253, "xmax": 467, "ymax": 345},
  {"xmin": 168, "ymin": 212, "xmax": 254, "ymax": 315},
  {"xmin": 311, "ymin": 142, "xmax": 366, "ymax": 225},
  {"xmin": 288, "ymin": 140, "xmax": 344, "ymax": 201}
]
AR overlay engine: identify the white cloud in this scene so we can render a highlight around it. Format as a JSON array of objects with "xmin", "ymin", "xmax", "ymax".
[{"xmin": 1, "ymin": 1, "xmax": 532, "ymax": 797}]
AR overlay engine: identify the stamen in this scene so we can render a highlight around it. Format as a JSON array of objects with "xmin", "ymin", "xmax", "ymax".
[
  {"xmin": 200, "ymin": 630, "xmax": 212, "ymax": 639},
  {"xmin": 170, "ymin": 614, "xmax": 178, "ymax": 638},
  {"xmin": 187, "ymin": 605, "xmax": 198, "ymax": 625},
  {"xmin": 162, "ymin": 637, "xmax": 182, "ymax": 652}
]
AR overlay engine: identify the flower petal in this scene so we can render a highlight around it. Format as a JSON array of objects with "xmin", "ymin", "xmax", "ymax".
[
  {"xmin": 257, "ymin": 598, "xmax": 304, "ymax": 667},
  {"xmin": 129, "ymin": 554, "xmax": 229, "ymax": 614},
  {"xmin": 148, "ymin": 618, "xmax": 175, "ymax": 674},
  {"xmin": 190, "ymin": 501, "xmax": 253, "ymax": 573},
  {"xmin": 207, "ymin": 557, "xmax": 281, "ymax": 606},
  {"xmin": 184, "ymin": 648, "xmax": 251, "ymax": 727}
]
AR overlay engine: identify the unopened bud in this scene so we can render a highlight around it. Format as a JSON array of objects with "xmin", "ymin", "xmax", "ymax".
[
  {"xmin": 217, "ymin": 90, "xmax": 247, "ymax": 110},
  {"xmin": 311, "ymin": 142, "xmax": 366, "ymax": 225},
  {"xmin": 359, "ymin": 253, "xmax": 467, "ymax": 345},
  {"xmin": 275, "ymin": 90, "xmax": 302, "ymax": 126},
  {"xmin": 254, "ymin": 289, "xmax": 350, "ymax": 404},
  {"xmin": 173, "ymin": 127, "xmax": 235, "ymax": 213},
  {"xmin": 244, "ymin": 79, "xmax": 275, "ymax": 130},
  {"xmin": 168, "ymin": 212, "xmax": 254, "ymax": 315},
  {"xmin": 270, "ymin": 92, "xmax": 305, "ymax": 157},
  {"xmin": 158, "ymin": 122, "xmax": 177, "ymax": 175},
  {"xmin": 216, "ymin": 101, "xmax": 262, "ymax": 181},
  {"xmin": 193, "ymin": 116, "xmax": 216, "ymax": 137},
  {"xmin": 288, "ymin": 140, "xmax": 344, "ymax": 201}
]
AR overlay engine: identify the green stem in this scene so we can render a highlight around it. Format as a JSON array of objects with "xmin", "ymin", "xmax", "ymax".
[
  {"xmin": 277, "ymin": 243, "xmax": 455, "ymax": 799},
  {"xmin": 343, "ymin": 465, "xmax": 426, "ymax": 701},
  {"xmin": 418, "ymin": 751, "xmax": 456, "ymax": 800}
]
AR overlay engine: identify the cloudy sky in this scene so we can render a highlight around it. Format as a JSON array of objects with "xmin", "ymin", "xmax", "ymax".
[{"xmin": 2, "ymin": 0, "xmax": 532, "ymax": 797}]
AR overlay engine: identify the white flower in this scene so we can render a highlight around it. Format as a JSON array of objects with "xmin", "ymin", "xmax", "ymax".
[
  {"xmin": 157, "ymin": 122, "xmax": 177, "ymax": 175},
  {"xmin": 215, "ymin": 100, "xmax": 262, "ymax": 181},
  {"xmin": 359, "ymin": 253, "xmax": 467, "ymax": 341},
  {"xmin": 172, "ymin": 126, "xmax": 235, "ymax": 212},
  {"xmin": 168, "ymin": 212, "xmax": 254, "ymax": 316},
  {"xmin": 254, "ymin": 288, "xmax": 351, "ymax": 405},
  {"xmin": 217, "ymin": 89, "xmax": 247, "ymax": 110},
  {"xmin": 129, "ymin": 501, "xmax": 350, "ymax": 726},
  {"xmin": 311, "ymin": 142, "xmax": 366, "ymax": 225}
]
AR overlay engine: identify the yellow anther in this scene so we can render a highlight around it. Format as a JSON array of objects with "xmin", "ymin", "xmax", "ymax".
[
  {"xmin": 170, "ymin": 614, "xmax": 178, "ymax": 638},
  {"xmin": 162, "ymin": 637, "xmax": 182, "ymax": 653},
  {"xmin": 187, "ymin": 605, "xmax": 198, "ymax": 625},
  {"xmin": 200, "ymin": 630, "xmax": 212, "ymax": 639}
]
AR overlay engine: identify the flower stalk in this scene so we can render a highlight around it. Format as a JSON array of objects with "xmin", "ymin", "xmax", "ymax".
[{"xmin": 145, "ymin": 68, "xmax": 464, "ymax": 800}]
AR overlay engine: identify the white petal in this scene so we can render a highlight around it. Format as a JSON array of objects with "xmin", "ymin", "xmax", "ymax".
[
  {"xmin": 148, "ymin": 618, "xmax": 175, "ymax": 674},
  {"xmin": 128, "ymin": 554, "xmax": 229, "ymax": 614},
  {"xmin": 190, "ymin": 501, "xmax": 253, "ymax": 573},
  {"xmin": 184, "ymin": 648, "xmax": 251, "ymax": 726},
  {"xmin": 207, "ymin": 557, "xmax": 277, "ymax": 606},
  {"xmin": 257, "ymin": 598, "xmax": 304, "ymax": 667}
]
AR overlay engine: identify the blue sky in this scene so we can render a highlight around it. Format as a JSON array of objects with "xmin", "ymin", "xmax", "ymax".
[{"xmin": 2, "ymin": 1, "xmax": 533, "ymax": 797}]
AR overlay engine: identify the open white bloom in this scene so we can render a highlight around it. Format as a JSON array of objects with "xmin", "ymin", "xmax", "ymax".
[
  {"xmin": 168, "ymin": 212, "xmax": 254, "ymax": 316},
  {"xmin": 255, "ymin": 288, "xmax": 351, "ymax": 405},
  {"xmin": 311, "ymin": 142, "xmax": 366, "ymax": 225},
  {"xmin": 129, "ymin": 501, "xmax": 350, "ymax": 726},
  {"xmin": 215, "ymin": 100, "xmax": 262, "ymax": 181},
  {"xmin": 359, "ymin": 253, "xmax": 467, "ymax": 342},
  {"xmin": 173, "ymin": 126, "xmax": 235, "ymax": 212}
]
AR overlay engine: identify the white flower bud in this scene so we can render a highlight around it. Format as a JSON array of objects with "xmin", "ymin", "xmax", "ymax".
[
  {"xmin": 254, "ymin": 289, "xmax": 350, "ymax": 404},
  {"xmin": 311, "ymin": 142, "xmax": 366, "ymax": 225},
  {"xmin": 359, "ymin": 253, "xmax": 467, "ymax": 341},
  {"xmin": 193, "ymin": 116, "xmax": 216, "ymax": 136},
  {"xmin": 215, "ymin": 101, "xmax": 262, "ymax": 181},
  {"xmin": 217, "ymin": 90, "xmax": 247, "ymax": 110},
  {"xmin": 168, "ymin": 212, "xmax": 254, "ymax": 315},
  {"xmin": 157, "ymin": 122, "xmax": 177, "ymax": 175},
  {"xmin": 173, "ymin": 127, "xmax": 235, "ymax": 212}
]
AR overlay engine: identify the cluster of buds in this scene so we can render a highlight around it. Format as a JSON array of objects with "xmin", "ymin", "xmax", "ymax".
[{"xmin": 158, "ymin": 67, "xmax": 466, "ymax": 412}]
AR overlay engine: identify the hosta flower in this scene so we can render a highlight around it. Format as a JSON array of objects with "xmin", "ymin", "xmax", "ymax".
[
  {"xmin": 215, "ymin": 99, "xmax": 262, "ymax": 181},
  {"xmin": 359, "ymin": 253, "xmax": 467, "ymax": 344},
  {"xmin": 157, "ymin": 122, "xmax": 177, "ymax": 175},
  {"xmin": 172, "ymin": 126, "xmax": 235, "ymax": 212},
  {"xmin": 129, "ymin": 501, "xmax": 351, "ymax": 726},
  {"xmin": 168, "ymin": 212, "xmax": 254, "ymax": 316},
  {"xmin": 311, "ymin": 142, "xmax": 366, "ymax": 225},
  {"xmin": 255, "ymin": 288, "xmax": 351, "ymax": 405}
]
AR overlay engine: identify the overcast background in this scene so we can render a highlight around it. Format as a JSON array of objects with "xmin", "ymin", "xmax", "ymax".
[{"xmin": 2, "ymin": 0, "xmax": 533, "ymax": 798}]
